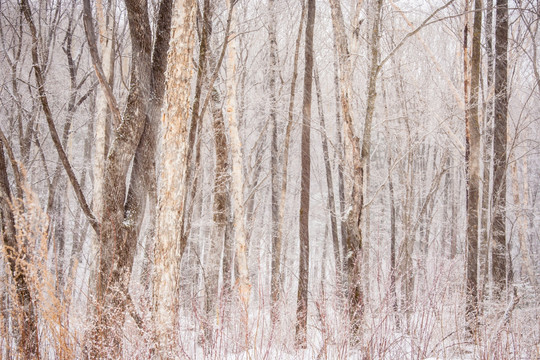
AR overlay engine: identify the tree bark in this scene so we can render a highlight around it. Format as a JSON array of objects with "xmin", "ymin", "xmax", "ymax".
[
  {"xmin": 269, "ymin": 0, "xmax": 281, "ymax": 325},
  {"xmin": 153, "ymin": 0, "xmax": 196, "ymax": 356},
  {"xmin": 314, "ymin": 64, "xmax": 341, "ymax": 274},
  {"xmin": 492, "ymin": 0, "xmax": 508, "ymax": 298},
  {"xmin": 328, "ymin": 0, "xmax": 365, "ymax": 336},
  {"xmin": 0, "ymin": 143, "xmax": 40, "ymax": 359},
  {"xmin": 295, "ymin": 0, "xmax": 315, "ymax": 349},
  {"xmin": 480, "ymin": 0, "xmax": 494, "ymax": 303},
  {"xmin": 465, "ymin": 0, "xmax": 482, "ymax": 330},
  {"xmin": 276, "ymin": 0, "xmax": 306, "ymax": 314},
  {"xmin": 225, "ymin": 0, "xmax": 251, "ymax": 349}
]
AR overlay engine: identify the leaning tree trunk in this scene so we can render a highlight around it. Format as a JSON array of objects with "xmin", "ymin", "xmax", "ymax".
[
  {"xmin": 492, "ymin": 0, "xmax": 508, "ymax": 299},
  {"xmin": 295, "ymin": 0, "xmax": 315, "ymax": 349},
  {"xmin": 314, "ymin": 65, "xmax": 341, "ymax": 274}
]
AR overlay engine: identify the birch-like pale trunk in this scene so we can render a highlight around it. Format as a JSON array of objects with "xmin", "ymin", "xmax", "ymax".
[
  {"xmin": 92, "ymin": 0, "xmax": 115, "ymax": 236},
  {"xmin": 225, "ymin": 0, "xmax": 251, "ymax": 347},
  {"xmin": 153, "ymin": 0, "xmax": 196, "ymax": 355}
]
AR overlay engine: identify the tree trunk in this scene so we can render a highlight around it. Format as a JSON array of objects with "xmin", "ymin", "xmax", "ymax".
[
  {"xmin": 492, "ymin": 0, "xmax": 508, "ymax": 298},
  {"xmin": 276, "ymin": 0, "xmax": 306, "ymax": 318},
  {"xmin": 314, "ymin": 65, "xmax": 341, "ymax": 274},
  {"xmin": 268, "ymin": 0, "xmax": 281, "ymax": 324},
  {"xmin": 153, "ymin": 0, "xmax": 196, "ymax": 356},
  {"xmin": 510, "ymin": 156, "xmax": 537, "ymax": 289},
  {"xmin": 225, "ymin": 0, "xmax": 251, "ymax": 349},
  {"xmin": 295, "ymin": 0, "xmax": 314, "ymax": 349},
  {"xmin": 465, "ymin": 0, "xmax": 482, "ymax": 330},
  {"xmin": 480, "ymin": 0, "xmax": 494, "ymax": 303},
  {"xmin": 0, "ymin": 143, "xmax": 40, "ymax": 359},
  {"xmin": 328, "ymin": 0, "xmax": 365, "ymax": 337}
]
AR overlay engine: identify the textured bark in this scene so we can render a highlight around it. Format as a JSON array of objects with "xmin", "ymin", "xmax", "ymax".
[
  {"xmin": 295, "ymin": 0, "xmax": 314, "ymax": 349},
  {"xmin": 153, "ymin": 0, "xmax": 196, "ymax": 355},
  {"xmin": 314, "ymin": 65, "xmax": 341, "ymax": 274},
  {"xmin": 360, "ymin": 0, "xmax": 383, "ymax": 307},
  {"xmin": 465, "ymin": 0, "xmax": 482, "ymax": 330},
  {"xmin": 269, "ymin": 0, "xmax": 281, "ymax": 324},
  {"xmin": 205, "ymin": 86, "xmax": 231, "ymax": 343},
  {"xmin": 225, "ymin": 0, "xmax": 251, "ymax": 345},
  {"xmin": 492, "ymin": 0, "xmax": 508, "ymax": 298},
  {"xmin": 328, "ymin": 0, "xmax": 364, "ymax": 335},
  {"xmin": 0, "ymin": 143, "xmax": 40, "ymax": 359},
  {"xmin": 84, "ymin": 0, "xmax": 173, "ymax": 356},
  {"xmin": 480, "ymin": 0, "xmax": 494, "ymax": 301},
  {"xmin": 92, "ymin": 0, "xmax": 115, "ymax": 229},
  {"xmin": 332, "ymin": 35, "xmax": 347, "ymax": 266}
]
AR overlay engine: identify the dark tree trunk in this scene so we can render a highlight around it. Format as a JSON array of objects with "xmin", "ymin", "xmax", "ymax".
[
  {"xmin": 295, "ymin": 0, "xmax": 315, "ymax": 349},
  {"xmin": 492, "ymin": 0, "xmax": 508, "ymax": 298},
  {"xmin": 465, "ymin": 0, "xmax": 482, "ymax": 331}
]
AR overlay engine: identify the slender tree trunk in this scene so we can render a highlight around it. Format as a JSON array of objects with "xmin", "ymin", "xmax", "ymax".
[
  {"xmin": 465, "ymin": 0, "xmax": 482, "ymax": 330},
  {"xmin": 225, "ymin": 0, "xmax": 251, "ymax": 349},
  {"xmin": 332, "ymin": 35, "xmax": 347, "ymax": 270},
  {"xmin": 492, "ymin": 0, "xmax": 508, "ymax": 298},
  {"xmin": 268, "ymin": 0, "xmax": 281, "ymax": 324},
  {"xmin": 360, "ymin": 0, "xmax": 383, "ymax": 309},
  {"xmin": 328, "ymin": 0, "xmax": 365, "ymax": 336},
  {"xmin": 314, "ymin": 65, "xmax": 341, "ymax": 274},
  {"xmin": 276, "ymin": 0, "xmax": 306, "ymax": 313},
  {"xmin": 510, "ymin": 156, "xmax": 537, "ymax": 289},
  {"xmin": 480, "ymin": 0, "xmax": 494, "ymax": 302},
  {"xmin": 205, "ymin": 85, "xmax": 231, "ymax": 343},
  {"xmin": 295, "ymin": 0, "xmax": 315, "ymax": 349}
]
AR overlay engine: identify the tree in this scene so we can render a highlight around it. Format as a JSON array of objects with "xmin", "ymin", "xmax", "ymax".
[
  {"xmin": 153, "ymin": 0, "xmax": 196, "ymax": 355},
  {"xmin": 295, "ymin": 0, "xmax": 315, "ymax": 348},
  {"xmin": 465, "ymin": 0, "xmax": 482, "ymax": 329},
  {"xmin": 492, "ymin": 0, "xmax": 508, "ymax": 298},
  {"xmin": 225, "ymin": 0, "xmax": 251, "ymax": 348}
]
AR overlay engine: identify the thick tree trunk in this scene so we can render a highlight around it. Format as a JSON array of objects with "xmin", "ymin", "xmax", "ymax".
[
  {"xmin": 492, "ymin": 0, "xmax": 508, "ymax": 298},
  {"xmin": 153, "ymin": 0, "xmax": 196, "ymax": 356},
  {"xmin": 295, "ymin": 0, "xmax": 314, "ymax": 349}
]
